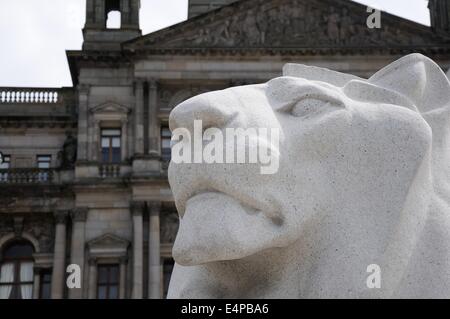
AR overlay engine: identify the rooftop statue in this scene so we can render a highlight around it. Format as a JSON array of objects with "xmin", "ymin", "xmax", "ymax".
[{"xmin": 167, "ymin": 54, "xmax": 450, "ymax": 298}]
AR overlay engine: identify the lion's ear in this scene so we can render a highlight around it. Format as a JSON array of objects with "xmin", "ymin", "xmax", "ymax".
[{"xmin": 368, "ymin": 54, "xmax": 450, "ymax": 113}]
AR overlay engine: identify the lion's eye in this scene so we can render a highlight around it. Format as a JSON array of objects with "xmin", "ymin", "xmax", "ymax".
[
  {"xmin": 290, "ymin": 98, "xmax": 324, "ymax": 118},
  {"xmin": 281, "ymin": 97, "xmax": 343, "ymax": 118}
]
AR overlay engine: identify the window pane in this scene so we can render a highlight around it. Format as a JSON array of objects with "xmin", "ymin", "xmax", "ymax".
[
  {"xmin": 102, "ymin": 148, "xmax": 110, "ymax": 163},
  {"xmin": 37, "ymin": 156, "xmax": 51, "ymax": 162},
  {"xmin": 20, "ymin": 284, "xmax": 33, "ymax": 299},
  {"xmin": 97, "ymin": 267, "xmax": 108, "ymax": 284},
  {"xmin": 3, "ymin": 242, "xmax": 34, "ymax": 258},
  {"xmin": 0, "ymin": 155, "xmax": 10, "ymax": 169},
  {"xmin": 161, "ymin": 127, "xmax": 172, "ymax": 162},
  {"xmin": 20, "ymin": 262, "xmax": 34, "ymax": 282},
  {"xmin": 0, "ymin": 263, "xmax": 14, "ymax": 284},
  {"xmin": 102, "ymin": 148, "xmax": 109, "ymax": 162},
  {"xmin": 109, "ymin": 266, "xmax": 119, "ymax": 284},
  {"xmin": 1, "ymin": 242, "xmax": 34, "ymax": 300},
  {"xmin": 40, "ymin": 282, "xmax": 51, "ymax": 299},
  {"xmin": 112, "ymin": 148, "xmax": 121, "ymax": 163},
  {"xmin": 112, "ymin": 137, "xmax": 121, "ymax": 148},
  {"xmin": 37, "ymin": 155, "xmax": 51, "ymax": 169},
  {"xmin": 161, "ymin": 128, "xmax": 171, "ymax": 137},
  {"xmin": 42, "ymin": 273, "xmax": 52, "ymax": 283},
  {"xmin": 101, "ymin": 138, "xmax": 111, "ymax": 148},
  {"xmin": 38, "ymin": 162, "xmax": 50, "ymax": 169},
  {"xmin": 162, "ymin": 139, "xmax": 171, "ymax": 149},
  {"xmin": 97, "ymin": 286, "xmax": 107, "ymax": 299},
  {"xmin": 108, "ymin": 285, "xmax": 118, "ymax": 299},
  {"xmin": 97, "ymin": 265, "xmax": 120, "ymax": 299},
  {"xmin": 40, "ymin": 271, "xmax": 52, "ymax": 299}
]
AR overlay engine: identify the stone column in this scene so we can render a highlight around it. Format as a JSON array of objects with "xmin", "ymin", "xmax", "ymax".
[
  {"xmin": 32, "ymin": 267, "xmax": 41, "ymax": 299},
  {"xmin": 88, "ymin": 257, "xmax": 97, "ymax": 299},
  {"xmin": 77, "ymin": 85, "xmax": 89, "ymax": 161},
  {"xmin": 121, "ymin": 120, "xmax": 128, "ymax": 161},
  {"xmin": 131, "ymin": 201, "xmax": 144, "ymax": 299},
  {"xmin": 91, "ymin": 119, "xmax": 100, "ymax": 162},
  {"xmin": 134, "ymin": 79, "xmax": 145, "ymax": 155},
  {"xmin": 51, "ymin": 210, "xmax": 68, "ymax": 299},
  {"xmin": 85, "ymin": 0, "xmax": 95, "ymax": 26},
  {"xmin": 69, "ymin": 207, "xmax": 88, "ymax": 299},
  {"xmin": 148, "ymin": 79, "xmax": 160, "ymax": 157},
  {"xmin": 121, "ymin": 0, "xmax": 130, "ymax": 25},
  {"xmin": 95, "ymin": 0, "xmax": 105, "ymax": 25},
  {"xmin": 119, "ymin": 257, "xmax": 128, "ymax": 299},
  {"xmin": 130, "ymin": 0, "xmax": 140, "ymax": 27},
  {"xmin": 148, "ymin": 201, "xmax": 161, "ymax": 299}
]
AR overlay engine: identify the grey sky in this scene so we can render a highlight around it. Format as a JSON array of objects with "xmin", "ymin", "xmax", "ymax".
[{"xmin": 0, "ymin": 0, "xmax": 431, "ymax": 88}]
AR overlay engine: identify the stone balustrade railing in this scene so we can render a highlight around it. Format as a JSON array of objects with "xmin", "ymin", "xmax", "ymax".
[
  {"xmin": 99, "ymin": 164, "xmax": 121, "ymax": 178},
  {"xmin": 0, "ymin": 168, "xmax": 54, "ymax": 184},
  {"xmin": 0, "ymin": 88, "xmax": 61, "ymax": 104}
]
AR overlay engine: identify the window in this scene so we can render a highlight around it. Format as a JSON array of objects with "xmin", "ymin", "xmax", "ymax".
[
  {"xmin": 97, "ymin": 264, "xmax": 119, "ymax": 299},
  {"xmin": 105, "ymin": 0, "xmax": 121, "ymax": 29},
  {"xmin": 161, "ymin": 127, "xmax": 172, "ymax": 161},
  {"xmin": 0, "ymin": 154, "xmax": 10, "ymax": 169},
  {"xmin": 39, "ymin": 270, "xmax": 52, "ymax": 299},
  {"xmin": 0, "ymin": 154, "xmax": 10, "ymax": 182},
  {"xmin": 37, "ymin": 155, "xmax": 51, "ymax": 169},
  {"xmin": 0, "ymin": 241, "xmax": 34, "ymax": 299},
  {"xmin": 37, "ymin": 155, "xmax": 51, "ymax": 182},
  {"xmin": 106, "ymin": 11, "xmax": 121, "ymax": 29},
  {"xmin": 101, "ymin": 129, "xmax": 121, "ymax": 163}
]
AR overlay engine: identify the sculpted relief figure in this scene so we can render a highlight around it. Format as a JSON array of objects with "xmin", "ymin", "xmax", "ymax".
[
  {"xmin": 58, "ymin": 133, "xmax": 77, "ymax": 169},
  {"xmin": 183, "ymin": 0, "xmax": 431, "ymax": 48},
  {"xmin": 167, "ymin": 54, "xmax": 450, "ymax": 298}
]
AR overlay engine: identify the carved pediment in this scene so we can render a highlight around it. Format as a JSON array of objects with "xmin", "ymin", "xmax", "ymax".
[
  {"xmin": 87, "ymin": 233, "xmax": 130, "ymax": 250},
  {"xmin": 125, "ymin": 0, "xmax": 450, "ymax": 53},
  {"xmin": 90, "ymin": 101, "xmax": 130, "ymax": 115}
]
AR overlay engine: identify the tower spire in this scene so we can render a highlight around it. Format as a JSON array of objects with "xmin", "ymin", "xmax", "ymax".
[
  {"xmin": 83, "ymin": 0, "xmax": 141, "ymax": 51},
  {"xmin": 429, "ymin": 0, "xmax": 450, "ymax": 34}
]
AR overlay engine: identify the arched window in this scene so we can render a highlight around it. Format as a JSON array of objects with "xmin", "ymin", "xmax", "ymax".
[
  {"xmin": 0, "ymin": 241, "xmax": 34, "ymax": 299},
  {"xmin": 106, "ymin": 11, "xmax": 121, "ymax": 29},
  {"xmin": 105, "ymin": 0, "xmax": 121, "ymax": 29}
]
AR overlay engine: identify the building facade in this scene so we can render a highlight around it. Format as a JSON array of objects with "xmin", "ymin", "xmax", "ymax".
[{"xmin": 0, "ymin": 0, "xmax": 450, "ymax": 299}]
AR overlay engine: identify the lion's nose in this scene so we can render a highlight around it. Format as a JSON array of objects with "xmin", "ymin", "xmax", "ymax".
[{"xmin": 169, "ymin": 92, "xmax": 240, "ymax": 133}]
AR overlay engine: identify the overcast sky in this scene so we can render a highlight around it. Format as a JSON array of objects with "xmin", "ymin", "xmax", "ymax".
[{"xmin": 0, "ymin": 0, "xmax": 431, "ymax": 88}]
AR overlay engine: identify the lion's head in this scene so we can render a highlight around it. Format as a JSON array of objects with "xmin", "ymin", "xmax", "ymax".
[{"xmin": 167, "ymin": 54, "xmax": 450, "ymax": 298}]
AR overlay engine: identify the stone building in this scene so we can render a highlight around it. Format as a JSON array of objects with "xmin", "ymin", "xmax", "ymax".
[{"xmin": 0, "ymin": 0, "xmax": 449, "ymax": 299}]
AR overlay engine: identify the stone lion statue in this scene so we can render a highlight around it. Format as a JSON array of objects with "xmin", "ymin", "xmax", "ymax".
[{"xmin": 167, "ymin": 54, "xmax": 450, "ymax": 298}]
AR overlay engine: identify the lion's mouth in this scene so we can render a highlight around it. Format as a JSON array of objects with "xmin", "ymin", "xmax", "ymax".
[
  {"xmin": 173, "ymin": 190, "xmax": 283, "ymax": 265},
  {"xmin": 186, "ymin": 191, "xmax": 261, "ymax": 216},
  {"xmin": 179, "ymin": 189, "xmax": 281, "ymax": 223}
]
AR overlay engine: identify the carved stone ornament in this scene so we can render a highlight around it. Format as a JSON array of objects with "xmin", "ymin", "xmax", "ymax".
[
  {"xmin": 130, "ymin": 201, "xmax": 145, "ymax": 216},
  {"xmin": 58, "ymin": 132, "xmax": 77, "ymax": 169},
  {"xmin": 71, "ymin": 207, "xmax": 88, "ymax": 222},
  {"xmin": 23, "ymin": 216, "xmax": 55, "ymax": 253},
  {"xmin": 128, "ymin": 0, "xmax": 448, "ymax": 52},
  {"xmin": 167, "ymin": 54, "xmax": 450, "ymax": 298},
  {"xmin": 161, "ymin": 211, "xmax": 179, "ymax": 244},
  {"xmin": 53, "ymin": 210, "xmax": 68, "ymax": 224}
]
